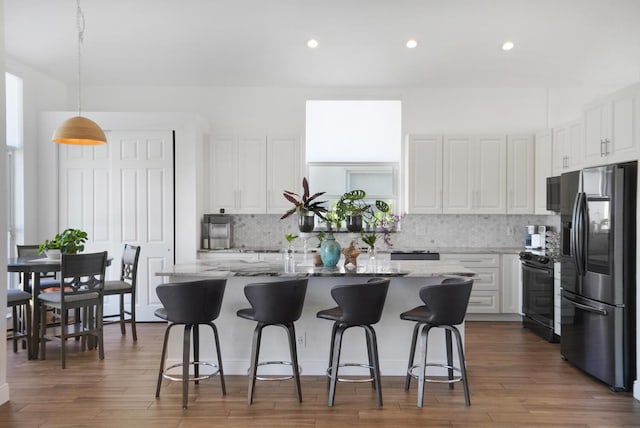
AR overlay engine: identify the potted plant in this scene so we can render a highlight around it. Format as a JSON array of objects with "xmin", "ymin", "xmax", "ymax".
[
  {"xmin": 281, "ymin": 177, "xmax": 328, "ymax": 232},
  {"xmin": 336, "ymin": 189, "xmax": 370, "ymax": 232},
  {"xmin": 38, "ymin": 228, "xmax": 89, "ymax": 259}
]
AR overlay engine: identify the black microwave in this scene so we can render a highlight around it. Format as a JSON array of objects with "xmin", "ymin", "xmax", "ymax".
[{"xmin": 546, "ymin": 176, "xmax": 561, "ymax": 212}]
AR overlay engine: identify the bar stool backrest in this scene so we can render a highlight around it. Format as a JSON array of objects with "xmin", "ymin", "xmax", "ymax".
[
  {"xmin": 331, "ymin": 278, "xmax": 390, "ymax": 325},
  {"xmin": 418, "ymin": 277, "xmax": 474, "ymax": 326},
  {"xmin": 60, "ymin": 252, "xmax": 108, "ymax": 300},
  {"xmin": 243, "ymin": 279, "xmax": 308, "ymax": 324},
  {"xmin": 119, "ymin": 244, "xmax": 141, "ymax": 285},
  {"xmin": 156, "ymin": 279, "xmax": 227, "ymax": 324}
]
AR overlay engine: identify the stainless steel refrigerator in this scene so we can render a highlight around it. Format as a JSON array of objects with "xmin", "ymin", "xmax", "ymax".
[{"xmin": 560, "ymin": 162, "xmax": 636, "ymax": 391}]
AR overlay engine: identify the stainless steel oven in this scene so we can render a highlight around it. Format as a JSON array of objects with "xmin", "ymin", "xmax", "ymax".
[{"xmin": 520, "ymin": 251, "xmax": 558, "ymax": 342}]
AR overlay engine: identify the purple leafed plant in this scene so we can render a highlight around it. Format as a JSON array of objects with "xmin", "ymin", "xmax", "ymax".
[{"xmin": 281, "ymin": 177, "xmax": 328, "ymax": 220}]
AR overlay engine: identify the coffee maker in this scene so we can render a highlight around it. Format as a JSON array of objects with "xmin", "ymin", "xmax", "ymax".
[{"xmin": 201, "ymin": 213, "xmax": 232, "ymax": 249}]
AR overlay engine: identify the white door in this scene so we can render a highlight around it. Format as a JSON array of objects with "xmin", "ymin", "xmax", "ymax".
[{"xmin": 58, "ymin": 130, "xmax": 174, "ymax": 321}]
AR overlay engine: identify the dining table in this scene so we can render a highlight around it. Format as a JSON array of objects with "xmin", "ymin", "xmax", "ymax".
[{"xmin": 7, "ymin": 255, "xmax": 112, "ymax": 360}]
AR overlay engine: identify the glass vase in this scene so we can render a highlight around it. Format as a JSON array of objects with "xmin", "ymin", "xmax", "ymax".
[{"xmin": 367, "ymin": 246, "xmax": 377, "ymax": 273}]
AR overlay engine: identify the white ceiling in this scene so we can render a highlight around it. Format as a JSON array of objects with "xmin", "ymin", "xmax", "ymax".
[{"xmin": 5, "ymin": 0, "xmax": 640, "ymax": 88}]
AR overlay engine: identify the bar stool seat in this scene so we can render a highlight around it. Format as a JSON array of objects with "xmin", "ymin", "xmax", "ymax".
[
  {"xmin": 7, "ymin": 289, "xmax": 32, "ymax": 353},
  {"xmin": 400, "ymin": 277, "xmax": 474, "ymax": 408},
  {"xmin": 236, "ymin": 278, "xmax": 308, "ymax": 405},
  {"xmin": 316, "ymin": 277, "xmax": 390, "ymax": 407},
  {"xmin": 155, "ymin": 279, "xmax": 227, "ymax": 409}
]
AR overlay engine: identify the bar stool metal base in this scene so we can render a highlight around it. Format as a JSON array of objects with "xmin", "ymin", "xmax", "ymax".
[
  {"xmin": 327, "ymin": 363, "xmax": 375, "ymax": 383},
  {"xmin": 162, "ymin": 361, "xmax": 221, "ymax": 382},
  {"xmin": 251, "ymin": 360, "xmax": 302, "ymax": 381},
  {"xmin": 408, "ymin": 363, "xmax": 464, "ymax": 384}
]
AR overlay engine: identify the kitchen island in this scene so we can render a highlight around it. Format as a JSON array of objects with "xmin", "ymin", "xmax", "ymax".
[{"xmin": 155, "ymin": 259, "xmax": 474, "ymax": 376}]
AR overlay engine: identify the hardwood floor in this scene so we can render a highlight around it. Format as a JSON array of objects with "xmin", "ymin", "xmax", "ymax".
[{"xmin": 2, "ymin": 322, "xmax": 640, "ymax": 427}]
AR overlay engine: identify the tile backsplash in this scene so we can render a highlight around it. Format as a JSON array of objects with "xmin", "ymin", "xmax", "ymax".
[{"xmin": 226, "ymin": 214, "xmax": 561, "ymax": 250}]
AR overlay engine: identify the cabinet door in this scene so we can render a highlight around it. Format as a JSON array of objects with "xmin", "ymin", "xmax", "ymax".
[
  {"xmin": 475, "ymin": 135, "xmax": 507, "ymax": 213},
  {"xmin": 208, "ymin": 136, "xmax": 237, "ymax": 213},
  {"xmin": 501, "ymin": 254, "xmax": 521, "ymax": 314},
  {"xmin": 507, "ymin": 135, "xmax": 534, "ymax": 214},
  {"xmin": 443, "ymin": 135, "xmax": 474, "ymax": 213},
  {"xmin": 266, "ymin": 136, "xmax": 302, "ymax": 214},
  {"xmin": 552, "ymin": 125, "xmax": 568, "ymax": 175},
  {"xmin": 567, "ymin": 120, "xmax": 583, "ymax": 170},
  {"xmin": 583, "ymin": 101, "xmax": 608, "ymax": 166},
  {"xmin": 608, "ymin": 89, "xmax": 637, "ymax": 163},
  {"xmin": 534, "ymin": 130, "xmax": 553, "ymax": 214},
  {"xmin": 406, "ymin": 135, "xmax": 443, "ymax": 213},
  {"xmin": 236, "ymin": 136, "xmax": 267, "ymax": 213}
]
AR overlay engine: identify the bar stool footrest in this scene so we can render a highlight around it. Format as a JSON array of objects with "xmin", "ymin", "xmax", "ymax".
[
  {"xmin": 408, "ymin": 363, "xmax": 463, "ymax": 384},
  {"xmin": 162, "ymin": 361, "xmax": 220, "ymax": 382},
  {"xmin": 327, "ymin": 363, "xmax": 375, "ymax": 383},
  {"xmin": 250, "ymin": 360, "xmax": 302, "ymax": 381}
]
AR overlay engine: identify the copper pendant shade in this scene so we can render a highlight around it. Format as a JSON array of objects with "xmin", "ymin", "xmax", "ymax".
[
  {"xmin": 52, "ymin": 116, "xmax": 106, "ymax": 145},
  {"xmin": 52, "ymin": 0, "xmax": 106, "ymax": 146}
]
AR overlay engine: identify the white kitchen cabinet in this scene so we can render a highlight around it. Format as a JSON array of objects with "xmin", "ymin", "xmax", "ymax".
[
  {"xmin": 534, "ymin": 129, "xmax": 553, "ymax": 214},
  {"xmin": 552, "ymin": 120, "xmax": 583, "ymax": 175},
  {"xmin": 506, "ymin": 135, "xmax": 534, "ymax": 214},
  {"xmin": 405, "ymin": 135, "xmax": 443, "ymax": 213},
  {"xmin": 583, "ymin": 84, "xmax": 639, "ymax": 166},
  {"xmin": 500, "ymin": 253, "xmax": 521, "ymax": 314},
  {"xmin": 209, "ymin": 135, "xmax": 301, "ymax": 214},
  {"xmin": 266, "ymin": 136, "xmax": 302, "ymax": 215},
  {"xmin": 443, "ymin": 135, "xmax": 506, "ymax": 214},
  {"xmin": 440, "ymin": 253, "xmax": 501, "ymax": 313}
]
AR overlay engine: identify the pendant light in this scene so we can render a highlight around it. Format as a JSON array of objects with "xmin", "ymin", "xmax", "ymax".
[{"xmin": 52, "ymin": 0, "xmax": 106, "ymax": 145}]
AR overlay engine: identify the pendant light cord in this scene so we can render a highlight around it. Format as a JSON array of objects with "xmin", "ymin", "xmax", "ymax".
[{"xmin": 76, "ymin": 0, "xmax": 85, "ymax": 116}]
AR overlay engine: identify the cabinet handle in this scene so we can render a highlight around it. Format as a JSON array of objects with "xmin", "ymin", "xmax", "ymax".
[
  {"xmin": 600, "ymin": 139, "xmax": 605, "ymax": 157},
  {"xmin": 460, "ymin": 259, "xmax": 483, "ymax": 263},
  {"xmin": 605, "ymin": 138, "xmax": 610, "ymax": 156}
]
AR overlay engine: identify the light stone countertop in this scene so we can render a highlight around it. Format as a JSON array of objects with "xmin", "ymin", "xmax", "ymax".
[
  {"xmin": 198, "ymin": 247, "xmax": 522, "ymax": 255},
  {"xmin": 156, "ymin": 259, "xmax": 475, "ymax": 278}
]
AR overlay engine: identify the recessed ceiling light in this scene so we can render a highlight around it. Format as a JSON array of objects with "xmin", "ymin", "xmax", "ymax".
[
  {"xmin": 501, "ymin": 41, "xmax": 515, "ymax": 51},
  {"xmin": 406, "ymin": 39, "xmax": 418, "ymax": 49},
  {"xmin": 307, "ymin": 39, "xmax": 319, "ymax": 49}
]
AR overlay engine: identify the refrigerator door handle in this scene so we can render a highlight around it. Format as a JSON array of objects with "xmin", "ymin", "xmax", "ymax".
[
  {"xmin": 574, "ymin": 192, "xmax": 587, "ymax": 276},
  {"xmin": 563, "ymin": 294, "xmax": 608, "ymax": 316}
]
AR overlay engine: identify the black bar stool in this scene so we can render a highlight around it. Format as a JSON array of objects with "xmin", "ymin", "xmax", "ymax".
[
  {"xmin": 400, "ymin": 277, "xmax": 473, "ymax": 408},
  {"xmin": 316, "ymin": 278, "xmax": 390, "ymax": 407},
  {"xmin": 155, "ymin": 279, "xmax": 227, "ymax": 409},
  {"xmin": 236, "ymin": 278, "xmax": 308, "ymax": 405}
]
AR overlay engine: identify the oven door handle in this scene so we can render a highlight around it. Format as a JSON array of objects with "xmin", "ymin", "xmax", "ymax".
[
  {"xmin": 563, "ymin": 295, "xmax": 608, "ymax": 316},
  {"xmin": 522, "ymin": 264, "xmax": 553, "ymax": 276}
]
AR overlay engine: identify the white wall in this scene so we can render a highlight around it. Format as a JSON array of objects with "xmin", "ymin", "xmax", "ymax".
[{"xmin": 0, "ymin": 0, "xmax": 10, "ymax": 406}]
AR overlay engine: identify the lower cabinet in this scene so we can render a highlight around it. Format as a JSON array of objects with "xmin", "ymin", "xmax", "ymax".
[{"xmin": 440, "ymin": 253, "xmax": 501, "ymax": 313}]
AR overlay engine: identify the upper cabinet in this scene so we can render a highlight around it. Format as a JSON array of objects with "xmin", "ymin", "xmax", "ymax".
[
  {"xmin": 266, "ymin": 136, "xmax": 302, "ymax": 215},
  {"xmin": 506, "ymin": 135, "xmax": 534, "ymax": 214},
  {"xmin": 552, "ymin": 119, "xmax": 583, "ymax": 176},
  {"xmin": 443, "ymin": 135, "xmax": 507, "ymax": 214},
  {"xmin": 405, "ymin": 135, "xmax": 443, "ymax": 213},
  {"xmin": 583, "ymin": 84, "xmax": 639, "ymax": 167},
  {"xmin": 534, "ymin": 130, "xmax": 553, "ymax": 215},
  {"xmin": 208, "ymin": 135, "xmax": 302, "ymax": 214}
]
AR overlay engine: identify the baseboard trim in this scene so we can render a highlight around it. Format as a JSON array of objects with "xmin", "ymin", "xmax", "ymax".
[{"xmin": 0, "ymin": 382, "xmax": 10, "ymax": 405}]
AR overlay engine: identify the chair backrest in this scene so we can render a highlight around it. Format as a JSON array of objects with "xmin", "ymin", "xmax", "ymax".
[
  {"xmin": 156, "ymin": 279, "xmax": 227, "ymax": 324},
  {"xmin": 119, "ymin": 244, "xmax": 141, "ymax": 286},
  {"xmin": 17, "ymin": 244, "xmax": 57, "ymax": 279},
  {"xmin": 244, "ymin": 279, "xmax": 308, "ymax": 324},
  {"xmin": 418, "ymin": 277, "xmax": 474, "ymax": 326},
  {"xmin": 331, "ymin": 278, "xmax": 390, "ymax": 325},
  {"xmin": 60, "ymin": 252, "xmax": 108, "ymax": 303}
]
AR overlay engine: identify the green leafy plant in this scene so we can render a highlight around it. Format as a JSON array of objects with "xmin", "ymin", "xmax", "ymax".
[
  {"xmin": 281, "ymin": 177, "xmax": 328, "ymax": 220},
  {"xmin": 336, "ymin": 189, "xmax": 370, "ymax": 216},
  {"xmin": 38, "ymin": 228, "xmax": 88, "ymax": 254},
  {"xmin": 315, "ymin": 231, "xmax": 326, "ymax": 248},
  {"xmin": 361, "ymin": 232, "xmax": 377, "ymax": 249},
  {"xmin": 285, "ymin": 234, "xmax": 299, "ymax": 245}
]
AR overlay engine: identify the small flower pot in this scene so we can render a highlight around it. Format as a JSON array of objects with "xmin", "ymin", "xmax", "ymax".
[
  {"xmin": 298, "ymin": 212, "xmax": 315, "ymax": 233},
  {"xmin": 346, "ymin": 215, "xmax": 363, "ymax": 232}
]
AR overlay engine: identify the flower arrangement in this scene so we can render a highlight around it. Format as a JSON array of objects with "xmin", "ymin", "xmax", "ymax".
[{"xmin": 361, "ymin": 201, "xmax": 404, "ymax": 248}]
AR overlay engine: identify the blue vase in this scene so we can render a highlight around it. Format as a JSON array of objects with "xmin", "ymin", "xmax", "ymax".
[{"xmin": 320, "ymin": 233, "xmax": 341, "ymax": 267}]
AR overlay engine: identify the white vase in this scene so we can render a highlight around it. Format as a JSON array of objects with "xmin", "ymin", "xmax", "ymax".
[{"xmin": 45, "ymin": 249, "xmax": 61, "ymax": 260}]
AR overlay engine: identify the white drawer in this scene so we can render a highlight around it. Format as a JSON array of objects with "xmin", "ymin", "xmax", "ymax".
[
  {"xmin": 471, "ymin": 268, "xmax": 499, "ymax": 291},
  {"xmin": 467, "ymin": 291, "xmax": 500, "ymax": 313},
  {"xmin": 440, "ymin": 253, "xmax": 500, "ymax": 267}
]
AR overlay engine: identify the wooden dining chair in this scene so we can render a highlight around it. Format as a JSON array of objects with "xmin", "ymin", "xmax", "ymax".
[
  {"xmin": 16, "ymin": 245, "xmax": 61, "ymax": 291},
  {"xmin": 38, "ymin": 252, "xmax": 108, "ymax": 368},
  {"xmin": 103, "ymin": 244, "xmax": 141, "ymax": 341}
]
